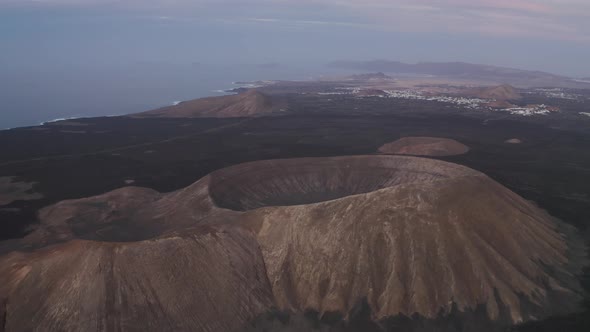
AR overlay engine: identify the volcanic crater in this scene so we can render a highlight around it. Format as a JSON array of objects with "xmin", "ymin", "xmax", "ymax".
[
  {"xmin": 208, "ymin": 156, "xmax": 465, "ymax": 211},
  {"xmin": 1, "ymin": 155, "xmax": 585, "ymax": 331}
]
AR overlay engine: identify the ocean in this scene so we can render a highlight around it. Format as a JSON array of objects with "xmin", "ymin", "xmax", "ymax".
[{"xmin": 0, "ymin": 63, "xmax": 340, "ymax": 130}]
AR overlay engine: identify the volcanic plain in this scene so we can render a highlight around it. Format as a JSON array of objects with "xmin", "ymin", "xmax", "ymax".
[{"xmin": 1, "ymin": 79, "xmax": 590, "ymax": 332}]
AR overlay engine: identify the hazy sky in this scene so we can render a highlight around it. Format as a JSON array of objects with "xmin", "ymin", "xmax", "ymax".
[{"xmin": 1, "ymin": 0, "xmax": 589, "ymax": 76}]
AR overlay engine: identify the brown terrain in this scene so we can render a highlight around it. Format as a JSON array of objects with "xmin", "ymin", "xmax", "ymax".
[
  {"xmin": 0, "ymin": 177, "xmax": 43, "ymax": 206},
  {"xmin": 463, "ymin": 84, "xmax": 522, "ymax": 101},
  {"xmin": 135, "ymin": 90, "xmax": 278, "ymax": 118},
  {"xmin": 354, "ymin": 89, "xmax": 388, "ymax": 97},
  {"xmin": 0, "ymin": 155, "xmax": 584, "ymax": 331},
  {"xmin": 378, "ymin": 137, "xmax": 470, "ymax": 156},
  {"xmin": 0, "ymin": 227, "xmax": 274, "ymax": 332}
]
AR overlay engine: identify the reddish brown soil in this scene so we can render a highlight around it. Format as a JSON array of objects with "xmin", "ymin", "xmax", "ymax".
[
  {"xmin": 378, "ymin": 137, "xmax": 470, "ymax": 156},
  {"xmin": 0, "ymin": 227, "xmax": 273, "ymax": 332},
  {"xmin": 463, "ymin": 84, "xmax": 522, "ymax": 100}
]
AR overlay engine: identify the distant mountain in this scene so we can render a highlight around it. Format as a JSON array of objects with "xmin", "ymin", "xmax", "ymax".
[
  {"xmin": 329, "ymin": 60, "xmax": 562, "ymax": 78},
  {"xmin": 136, "ymin": 90, "xmax": 278, "ymax": 118},
  {"xmin": 328, "ymin": 60, "xmax": 582, "ymax": 88},
  {"xmin": 347, "ymin": 72, "xmax": 392, "ymax": 80}
]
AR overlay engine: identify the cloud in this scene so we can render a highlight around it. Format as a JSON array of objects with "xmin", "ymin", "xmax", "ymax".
[
  {"xmin": 326, "ymin": 0, "xmax": 590, "ymax": 41},
  {"xmin": 246, "ymin": 17, "xmax": 377, "ymax": 30},
  {"xmin": 3, "ymin": 0, "xmax": 589, "ymax": 42}
]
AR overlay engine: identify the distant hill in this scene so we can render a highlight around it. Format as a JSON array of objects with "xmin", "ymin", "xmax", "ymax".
[
  {"xmin": 136, "ymin": 90, "xmax": 277, "ymax": 118},
  {"xmin": 378, "ymin": 137, "xmax": 469, "ymax": 156},
  {"xmin": 347, "ymin": 72, "xmax": 392, "ymax": 80},
  {"xmin": 464, "ymin": 84, "xmax": 522, "ymax": 100},
  {"xmin": 328, "ymin": 60, "xmax": 581, "ymax": 88},
  {"xmin": 354, "ymin": 88, "xmax": 388, "ymax": 97}
]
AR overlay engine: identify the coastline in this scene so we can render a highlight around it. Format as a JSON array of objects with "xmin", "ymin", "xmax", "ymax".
[{"xmin": 1, "ymin": 81, "xmax": 262, "ymax": 131}]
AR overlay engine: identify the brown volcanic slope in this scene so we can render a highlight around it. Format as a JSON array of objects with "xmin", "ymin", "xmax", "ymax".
[
  {"xmin": 1, "ymin": 156, "xmax": 584, "ymax": 331},
  {"xmin": 464, "ymin": 84, "xmax": 522, "ymax": 100},
  {"xmin": 136, "ymin": 89, "xmax": 276, "ymax": 118},
  {"xmin": 379, "ymin": 137, "xmax": 470, "ymax": 156},
  {"xmin": 0, "ymin": 227, "xmax": 274, "ymax": 332}
]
